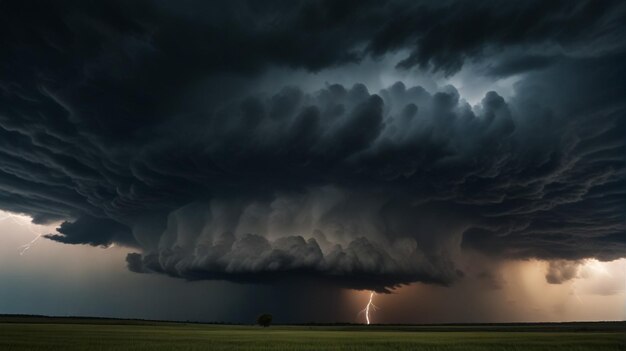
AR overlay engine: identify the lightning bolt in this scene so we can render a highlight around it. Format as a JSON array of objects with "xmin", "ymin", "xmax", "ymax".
[
  {"xmin": 359, "ymin": 291, "xmax": 378, "ymax": 325},
  {"xmin": 0, "ymin": 211, "xmax": 47, "ymax": 255},
  {"xmin": 18, "ymin": 234, "xmax": 42, "ymax": 255}
]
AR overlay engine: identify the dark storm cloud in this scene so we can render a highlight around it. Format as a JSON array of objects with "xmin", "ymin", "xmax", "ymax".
[
  {"xmin": 0, "ymin": 0, "xmax": 625, "ymax": 291},
  {"xmin": 2, "ymin": 0, "xmax": 624, "ymax": 84},
  {"xmin": 366, "ymin": 0, "xmax": 626, "ymax": 75},
  {"xmin": 45, "ymin": 216, "xmax": 135, "ymax": 247},
  {"xmin": 545, "ymin": 260, "xmax": 581, "ymax": 284},
  {"xmin": 484, "ymin": 55, "xmax": 556, "ymax": 78}
]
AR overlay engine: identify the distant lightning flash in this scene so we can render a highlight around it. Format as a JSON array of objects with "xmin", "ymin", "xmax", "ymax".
[
  {"xmin": 18, "ymin": 234, "xmax": 42, "ymax": 255},
  {"xmin": 359, "ymin": 291, "xmax": 378, "ymax": 325},
  {"xmin": 0, "ymin": 211, "xmax": 46, "ymax": 255}
]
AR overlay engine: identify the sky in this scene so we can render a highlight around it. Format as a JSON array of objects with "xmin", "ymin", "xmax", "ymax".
[{"xmin": 0, "ymin": 0, "xmax": 625, "ymax": 323}]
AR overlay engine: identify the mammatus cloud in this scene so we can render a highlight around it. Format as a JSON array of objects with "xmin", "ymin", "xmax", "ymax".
[{"xmin": 0, "ymin": 0, "xmax": 624, "ymax": 291}]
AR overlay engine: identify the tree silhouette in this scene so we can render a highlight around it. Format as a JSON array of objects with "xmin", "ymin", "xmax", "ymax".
[{"xmin": 257, "ymin": 314, "xmax": 272, "ymax": 327}]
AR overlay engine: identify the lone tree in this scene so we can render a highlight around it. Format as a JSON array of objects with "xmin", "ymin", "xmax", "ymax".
[{"xmin": 257, "ymin": 313, "xmax": 272, "ymax": 327}]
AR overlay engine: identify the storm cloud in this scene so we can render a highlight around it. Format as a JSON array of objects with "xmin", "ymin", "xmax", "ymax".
[
  {"xmin": 0, "ymin": 0, "xmax": 624, "ymax": 291},
  {"xmin": 545, "ymin": 260, "xmax": 581, "ymax": 284}
]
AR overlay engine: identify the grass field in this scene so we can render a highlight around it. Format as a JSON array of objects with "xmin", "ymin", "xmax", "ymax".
[{"xmin": 1, "ymin": 318, "xmax": 624, "ymax": 351}]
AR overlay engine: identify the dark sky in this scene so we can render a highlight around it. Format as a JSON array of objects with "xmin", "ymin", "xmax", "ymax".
[{"xmin": 0, "ymin": 0, "xmax": 625, "ymax": 323}]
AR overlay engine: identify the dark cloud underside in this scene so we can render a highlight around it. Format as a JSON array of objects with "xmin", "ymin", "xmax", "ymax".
[{"xmin": 0, "ymin": 0, "xmax": 624, "ymax": 291}]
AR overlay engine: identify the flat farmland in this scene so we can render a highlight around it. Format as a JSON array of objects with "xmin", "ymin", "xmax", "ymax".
[{"xmin": 1, "ymin": 318, "xmax": 624, "ymax": 351}]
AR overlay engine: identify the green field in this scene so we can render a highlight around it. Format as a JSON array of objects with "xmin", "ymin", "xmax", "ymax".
[{"xmin": 1, "ymin": 318, "xmax": 624, "ymax": 351}]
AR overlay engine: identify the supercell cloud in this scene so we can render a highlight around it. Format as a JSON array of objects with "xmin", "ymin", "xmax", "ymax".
[{"xmin": 0, "ymin": 0, "xmax": 625, "ymax": 291}]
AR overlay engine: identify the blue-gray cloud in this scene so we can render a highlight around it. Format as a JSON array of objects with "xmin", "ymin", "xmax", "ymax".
[{"xmin": 0, "ymin": 0, "xmax": 624, "ymax": 291}]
